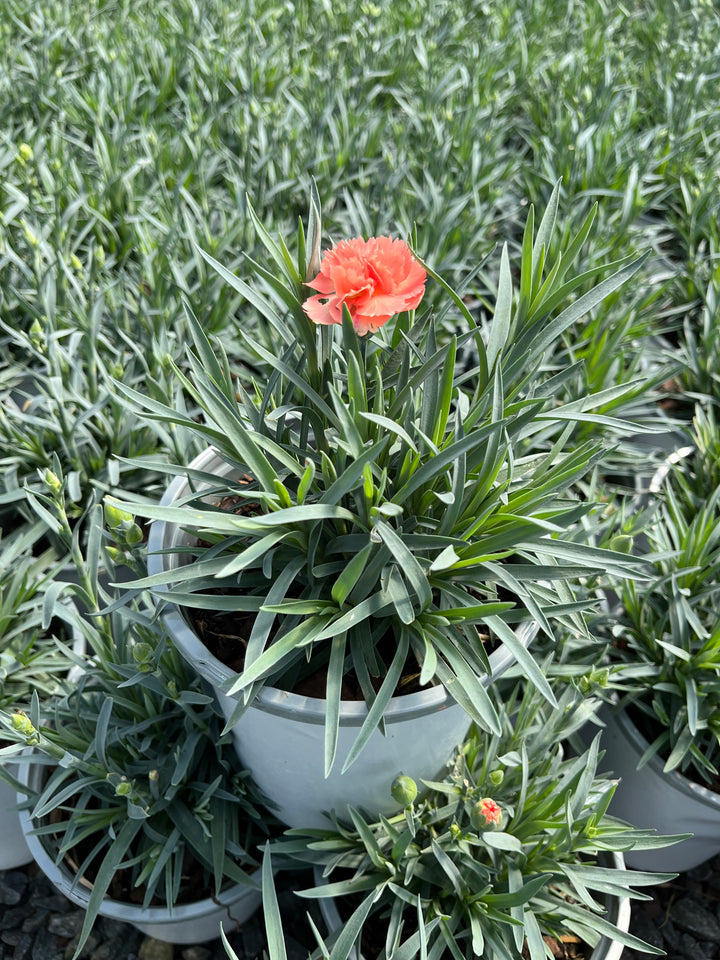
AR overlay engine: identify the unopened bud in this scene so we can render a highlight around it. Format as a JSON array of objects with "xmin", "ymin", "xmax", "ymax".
[
  {"xmin": 489, "ymin": 769, "xmax": 504, "ymax": 786},
  {"xmin": 391, "ymin": 774, "xmax": 418, "ymax": 807},
  {"xmin": 29, "ymin": 318, "xmax": 46, "ymax": 349},
  {"xmin": 608, "ymin": 534, "xmax": 633, "ymax": 554},
  {"xmin": 125, "ymin": 523, "xmax": 143, "ymax": 545},
  {"xmin": 132, "ymin": 643, "xmax": 153, "ymax": 664},
  {"xmin": 43, "ymin": 469, "xmax": 63, "ymax": 494},
  {"xmin": 18, "ymin": 143, "xmax": 33, "ymax": 163},
  {"xmin": 470, "ymin": 797, "xmax": 503, "ymax": 831},
  {"xmin": 115, "ymin": 779, "xmax": 132, "ymax": 797},
  {"xmin": 11, "ymin": 713, "xmax": 36, "ymax": 737},
  {"xmin": 104, "ymin": 501, "xmax": 134, "ymax": 529},
  {"xmin": 579, "ymin": 665, "xmax": 611, "ymax": 694},
  {"xmin": 148, "ymin": 769, "xmax": 159, "ymax": 781}
]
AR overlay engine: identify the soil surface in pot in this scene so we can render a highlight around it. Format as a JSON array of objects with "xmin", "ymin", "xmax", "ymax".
[{"xmin": 190, "ymin": 605, "xmax": 436, "ymax": 700}]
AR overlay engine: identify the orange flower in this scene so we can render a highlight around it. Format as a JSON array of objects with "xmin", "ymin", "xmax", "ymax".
[{"xmin": 303, "ymin": 236, "xmax": 427, "ymax": 336}]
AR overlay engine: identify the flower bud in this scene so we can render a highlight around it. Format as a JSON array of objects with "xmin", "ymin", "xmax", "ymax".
[
  {"xmin": 470, "ymin": 797, "xmax": 502, "ymax": 831},
  {"xmin": 29, "ymin": 317, "xmax": 46, "ymax": 350},
  {"xmin": 579, "ymin": 665, "xmax": 611, "ymax": 694},
  {"xmin": 148, "ymin": 769, "xmax": 159, "ymax": 781},
  {"xmin": 489, "ymin": 769, "xmax": 504, "ymax": 786},
  {"xmin": 18, "ymin": 143, "xmax": 33, "ymax": 163},
  {"xmin": 608, "ymin": 534, "xmax": 634, "ymax": 554},
  {"xmin": 594, "ymin": 666, "xmax": 610, "ymax": 687},
  {"xmin": 132, "ymin": 642, "xmax": 153, "ymax": 664},
  {"xmin": 391, "ymin": 774, "xmax": 418, "ymax": 807},
  {"xmin": 43, "ymin": 469, "xmax": 63, "ymax": 494},
  {"xmin": 104, "ymin": 501, "xmax": 134, "ymax": 530},
  {"xmin": 125, "ymin": 523, "xmax": 143, "ymax": 545},
  {"xmin": 11, "ymin": 712, "xmax": 36, "ymax": 738},
  {"xmin": 115, "ymin": 779, "xmax": 132, "ymax": 797}
]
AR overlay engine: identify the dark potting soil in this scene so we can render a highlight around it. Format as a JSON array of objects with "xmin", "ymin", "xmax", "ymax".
[
  {"xmin": 2, "ymin": 857, "xmax": 720, "ymax": 960},
  {"xmin": 188, "ymin": 605, "xmax": 431, "ymax": 701}
]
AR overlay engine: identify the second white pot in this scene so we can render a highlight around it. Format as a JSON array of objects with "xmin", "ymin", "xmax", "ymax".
[
  {"xmin": 0, "ymin": 766, "xmax": 32, "ymax": 870},
  {"xmin": 16, "ymin": 762, "xmax": 262, "ymax": 943},
  {"xmin": 597, "ymin": 704, "xmax": 720, "ymax": 871}
]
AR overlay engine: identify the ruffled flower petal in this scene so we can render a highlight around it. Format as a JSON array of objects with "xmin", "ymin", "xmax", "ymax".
[{"xmin": 303, "ymin": 236, "xmax": 426, "ymax": 335}]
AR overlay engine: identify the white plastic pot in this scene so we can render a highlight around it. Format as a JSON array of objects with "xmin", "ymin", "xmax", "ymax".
[
  {"xmin": 0, "ymin": 765, "xmax": 32, "ymax": 869},
  {"xmin": 148, "ymin": 447, "xmax": 539, "ymax": 828},
  {"xmin": 315, "ymin": 852, "xmax": 631, "ymax": 960},
  {"xmin": 597, "ymin": 704, "xmax": 720, "ymax": 872},
  {"xmin": 16, "ymin": 762, "xmax": 262, "ymax": 943}
]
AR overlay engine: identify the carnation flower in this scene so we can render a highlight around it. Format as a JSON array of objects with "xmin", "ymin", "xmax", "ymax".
[{"xmin": 303, "ymin": 236, "xmax": 427, "ymax": 335}]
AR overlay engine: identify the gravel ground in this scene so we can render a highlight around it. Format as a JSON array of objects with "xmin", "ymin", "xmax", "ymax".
[
  {"xmin": 2, "ymin": 857, "xmax": 720, "ymax": 960},
  {"xmin": 0, "ymin": 863, "xmax": 322, "ymax": 960}
]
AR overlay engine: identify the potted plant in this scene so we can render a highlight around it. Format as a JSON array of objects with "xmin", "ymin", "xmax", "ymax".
[
  {"xmin": 592, "ymin": 419, "xmax": 720, "ymax": 871},
  {"xmin": 110, "ymin": 184, "xmax": 647, "ymax": 827},
  {"xmin": 272, "ymin": 680, "xmax": 679, "ymax": 960},
  {"xmin": 0, "ymin": 518, "xmax": 84, "ymax": 869},
  {"xmin": 0, "ymin": 505, "xmax": 274, "ymax": 958},
  {"xmin": 0, "ymin": 610, "xmax": 272, "ymax": 957}
]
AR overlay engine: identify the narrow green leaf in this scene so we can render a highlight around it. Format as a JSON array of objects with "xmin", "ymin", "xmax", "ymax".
[
  {"xmin": 533, "ymin": 180, "xmax": 560, "ymax": 276},
  {"xmin": 332, "ymin": 542, "xmax": 373, "ymax": 606},
  {"xmin": 341, "ymin": 630, "xmax": 409, "ymax": 772},
  {"xmin": 483, "ymin": 616, "xmax": 555, "ymax": 705},
  {"xmin": 487, "ymin": 244, "xmax": 512, "ymax": 371},
  {"xmin": 325, "ymin": 633, "xmax": 347, "ymax": 776},
  {"xmin": 375, "ymin": 520, "xmax": 432, "ymax": 611}
]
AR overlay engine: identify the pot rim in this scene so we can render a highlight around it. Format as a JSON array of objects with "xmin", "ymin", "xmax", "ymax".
[
  {"xmin": 313, "ymin": 851, "xmax": 630, "ymax": 960},
  {"xmin": 148, "ymin": 447, "xmax": 539, "ymax": 723},
  {"xmin": 158, "ymin": 603, "xmax": 538, "ymax": 724},
  {"xmin": 606, "ymin": 703, "xmax": 720, "ymax": 809},
  {"xmin": 15, "ymin": 760, "xmax": 261, "ymax": 922}
]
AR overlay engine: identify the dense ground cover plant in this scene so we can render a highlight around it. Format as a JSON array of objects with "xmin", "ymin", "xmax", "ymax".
[
  {"xmin": 273, "ymin": 682, "xmax": 679, "ymax": 960},
  {"xmin": 1, "ymin": 0, "xmax": 716, "ymax": 532},
  {"xmin": 600, "ymin": 428, "xmax": 720, "ymax": 783},
  {"xmin": 0, "ymin": 520, "xmax": 76, "ymax": 710}
]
